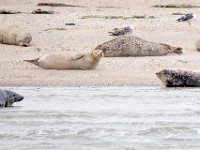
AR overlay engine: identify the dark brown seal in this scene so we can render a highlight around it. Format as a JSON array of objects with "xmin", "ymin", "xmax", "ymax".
[
  {"xmin": 94, "ymin": 36, "xmax": 182, "ymax": 57},
  {"xmin": 156, "ymin": 69, "xmax": 200, "ymax": 87}
]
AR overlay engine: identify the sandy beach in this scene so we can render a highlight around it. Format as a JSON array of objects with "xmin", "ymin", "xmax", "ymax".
[{"xmin": 0, "ymin": 0, "xmax": 200, "ymax": 87}]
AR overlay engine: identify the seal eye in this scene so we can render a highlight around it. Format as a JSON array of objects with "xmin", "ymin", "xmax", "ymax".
[{"xmin": 13, "ymin": 94, "xmax": 15, "ymax": 97}]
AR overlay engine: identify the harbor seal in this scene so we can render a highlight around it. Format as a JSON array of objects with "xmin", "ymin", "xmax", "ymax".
[
  {"xmin": 156, "ymin": 69, "xmax": 200, "ymax": 87},
  {"xmin": 24, "ymin": 49, "xmax": 103, "ymax": 70},
  {"xmin": 94, "ymin": 36, "xmax": 182, "ymax": 57},
  {"xmin": 0, "ymin": 28, "xmax": 32, "ymax": 46},
  {"xmin": 0, "ymin": 89, "xmax": 24, "ymax": 107}
]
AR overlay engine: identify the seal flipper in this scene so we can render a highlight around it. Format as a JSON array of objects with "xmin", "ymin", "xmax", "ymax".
[
  {"xmin": 71, "ymin": 54, "xmax": 84, "ymax": 61},
  {"xmin": 24, "ymin": 58, "xmax": 39, "ymax": 66},
  {"xmin": 160, "ymin": 43, "xmax": 183, "ymax": 54}
]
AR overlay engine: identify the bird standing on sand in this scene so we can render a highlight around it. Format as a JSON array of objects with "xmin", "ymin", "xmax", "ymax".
[
  {"xmin": 108, "ymin": 25, "xmax": 133, "ymax": 36},
  {"xmin": 177, "ymin": 13, "xmax": 197, "ymax": 26}
]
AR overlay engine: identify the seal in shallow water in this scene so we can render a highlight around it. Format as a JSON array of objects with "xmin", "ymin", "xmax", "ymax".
[
  {"xmin": 24, "ymin": 50, "xmax": 103, "ymax": 70},
  {"xmin": 94, "ymin": 36, "xmax": 182, "ymax": 57},
  {"xmin": 156, "ymin": 69, "xmax": 200, "ymax": 87},
  {"xmin": 0, "ymin": 28, "xmax": 32, "ymax": 46},
  {"xmin": 0, "ymin": 89, "xmax": 24, "ymax": 107}
]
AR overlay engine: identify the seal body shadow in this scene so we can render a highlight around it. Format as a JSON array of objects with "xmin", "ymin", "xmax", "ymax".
[
  {"xmin": 95, "ymin": 36, "xmax": 182, "ymax": 57},
  {"xmin": 0, "ymin": 28, "xmax": 32, "ymax": 46},
  {"xmin": 24, "ymin": 50, "xmax": 103, "ymax": 70},
  {"xmin": 0, "ymin": 89, "xmax": 24, "ymax": 107},
  {"xmin": 156, "ymin": 69, "xmax": 200, "ymax": 87}
]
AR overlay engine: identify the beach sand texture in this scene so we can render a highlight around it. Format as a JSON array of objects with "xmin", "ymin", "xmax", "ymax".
[{"xmin": 0, "ymin": 0, "xmax": 200, "ymax": 86}]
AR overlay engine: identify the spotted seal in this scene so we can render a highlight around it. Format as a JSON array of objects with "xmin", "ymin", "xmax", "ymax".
[
  {"xmin": 0, "ymin": 28, "xmax": 32, "ymax": 46},
  {"xmin": 156, "ymin": 69, "xmax": 200, "ymax": 87},
  {"xmin": 0, "ymin": 89, "xmax": 24, "ymax": 107},
  {"xmin": 24, "ymin": 49, "xmax": 103, "ymax": 70},
  {"xmin": 94, "ymin": 36, "xmax": 182, "ymax": 57}
]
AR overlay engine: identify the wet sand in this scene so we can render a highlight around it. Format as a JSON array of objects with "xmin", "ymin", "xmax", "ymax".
[{"xmin": 0, "ymin": 0, "xmax": 200, "ymax": 86}]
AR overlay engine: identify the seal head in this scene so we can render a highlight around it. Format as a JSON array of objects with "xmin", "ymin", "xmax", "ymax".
[
  {"xmin": 18, "ymin": 35, "xmax": 32, "ymax": 47},
  {"xmin": 0, "ymin": 89, "xmax": 24, "ymax": 107}
]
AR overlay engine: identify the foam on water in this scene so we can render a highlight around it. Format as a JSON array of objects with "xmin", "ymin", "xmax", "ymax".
[{"xmin": 0, "ymin": 87, "xmax": 200, "ymax": 150}]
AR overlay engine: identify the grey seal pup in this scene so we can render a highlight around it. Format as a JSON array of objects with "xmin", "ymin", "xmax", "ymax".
[
  {"xmin": 156, "ymin": 69, "xmax": 200, "ymax": 87},
  {"xmin": 0, "ymin": 89, "xmax": 24, "ymax": 107},
  {"xmin": 24, "ymin": 49, "xmax": 103, "ymax": 70},
  {"xmin": 94, "ymin": 36, "xmax": 182, "ymax": 57},
  {"xmin": 0, "ymin": 28, "xmax": 32, "ymax": 46}
]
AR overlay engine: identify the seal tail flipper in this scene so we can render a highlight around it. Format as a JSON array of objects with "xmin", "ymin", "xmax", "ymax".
[
  {"xmin": 168, "ymin": 46, "xmax": 183, "ymax": 54},
  {"xmin": 23, "ymin": 58, "xmax": 39, "ymax": 65},
  {"xmin": 173, "ymin": 47, "xmax": 183, "ymax": 54},
  {"xmin": 160, "ymin": 43, "xmax": 183, "ymax": 54}
]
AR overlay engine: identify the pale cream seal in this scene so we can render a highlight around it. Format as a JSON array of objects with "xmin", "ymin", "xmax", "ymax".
[
  {"xmin": 0, "ymin": 28, "xmax": 32, "ymax": 46},
  {"xmin": 24, "ymin": 50, "xmax": 103, "ymax": 70}
]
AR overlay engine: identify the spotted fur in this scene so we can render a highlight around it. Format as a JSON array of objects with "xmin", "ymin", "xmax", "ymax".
[
  {"xmin": 95, "ymin": 36, "xmax": 182, "ymax": 57},
  {"xmin": 156, "ymin": 69, "xmax": 200, "ymax": 87}
]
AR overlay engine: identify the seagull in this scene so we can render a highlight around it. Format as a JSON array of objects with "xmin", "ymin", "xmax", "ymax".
[
  {"xmin": 108, "ymin": 25, "xmax": 133, "ymax": 36},
  {"xmin": 177, "ymin": 13, "xmax": 197, "ymax": 26}
]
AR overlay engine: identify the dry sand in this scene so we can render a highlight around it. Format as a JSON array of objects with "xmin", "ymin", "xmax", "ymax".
[{"xmin": 0, "ymin": 0, "xmax": 200, "ymax": 87}]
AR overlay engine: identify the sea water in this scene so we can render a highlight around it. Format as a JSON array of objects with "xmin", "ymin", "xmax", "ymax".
[{"xmin": 0, "ymin": 87, "xmax": 200, "ymax": 150}]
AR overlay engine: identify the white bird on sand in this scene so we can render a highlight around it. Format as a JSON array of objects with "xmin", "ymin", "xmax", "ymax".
[
  {"xmin": 108, "ymin": 25, "xmax": 133, "ymax": 36},
  {"xmin": 177, "ymin": 13, "xmax": 197, "ymax": 26}
]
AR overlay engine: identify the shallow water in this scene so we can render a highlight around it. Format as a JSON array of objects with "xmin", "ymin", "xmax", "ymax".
[{"xmin": 1, "ymin": 87, "xmax": 200, "ymax": 150}]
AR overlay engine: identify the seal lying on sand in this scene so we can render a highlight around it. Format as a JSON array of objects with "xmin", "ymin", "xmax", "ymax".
[
  {"xmin": 94, "ymin": 36, "xmax": 182, "ymax": 57},
  {"xmin": 0, "ymin": 28, "xmax": 32, "ymax": 46},
  {"xmin": 0, "ymin": 89, "xmax": 24, "ymax": 107},
  {"xmin": 24, "ymin": 50, "xmax": 103, "ymax": 70},
  {"xmin": 156, "ymin": 69, "xmax": 200, "ymax": 87}
]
